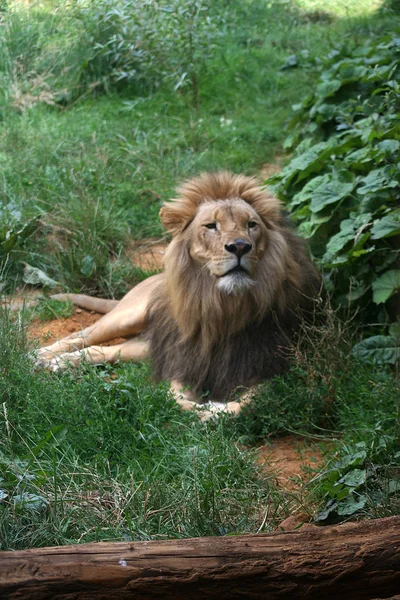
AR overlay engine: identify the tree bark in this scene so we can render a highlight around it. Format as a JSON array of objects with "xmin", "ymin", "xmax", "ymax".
[{"xmin": 0, "ymin": 516, "xmax": 399, "ymax": 599}]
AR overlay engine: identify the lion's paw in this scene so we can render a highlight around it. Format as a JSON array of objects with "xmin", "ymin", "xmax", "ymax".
[
  {"xmin": 34, "ymin": 350, "xmax": 81, "ymax": 371},
  {"xmin": 197, "ymin": 402, "xmax": 231, "ymax": 422}
]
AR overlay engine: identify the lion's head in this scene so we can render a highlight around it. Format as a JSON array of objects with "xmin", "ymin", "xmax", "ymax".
[
  {"xmin": 160, "ymin": 173, "xmax": 281, "ymax": 294},
  {"xmin": 148, "ymin": 171, "xmax": 321, "ymax": 398},
  {"xmin": 158, "ymin": 172, "xmax": 314, "ymax": 346},
  {"xmin": 178, "ymin": 197, "xmax": 268, "ymax": 296}
]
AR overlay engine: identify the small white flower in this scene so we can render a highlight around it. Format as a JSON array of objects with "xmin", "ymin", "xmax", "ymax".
[{"xmin": 220, "ymin": 116, "xmax": 233, "ymax": 128}]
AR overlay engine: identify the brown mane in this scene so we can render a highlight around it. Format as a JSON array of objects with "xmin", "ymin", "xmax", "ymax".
[
  {"xmin": 147, "ymin": 172, "xmax": 321, "ymax": 400},
  {"xmin": 159, "ymin": 171, "xmax": 282, "ymax": 235}
]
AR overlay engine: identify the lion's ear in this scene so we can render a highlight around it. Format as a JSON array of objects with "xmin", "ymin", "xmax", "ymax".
[{"xmin": 159, "ymin": 203, "xmax": 193, "ymax": 236}]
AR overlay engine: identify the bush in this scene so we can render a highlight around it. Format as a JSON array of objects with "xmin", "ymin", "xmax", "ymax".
[
  {"xmin": 269, "ymin": 30, "xmax": 400, "ymax": 362},
  {"xmin": 76, "ymin": 0, "xmax": 226, "ymax": 106}
]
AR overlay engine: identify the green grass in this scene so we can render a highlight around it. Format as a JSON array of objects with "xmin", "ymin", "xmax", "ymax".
[
  {"xmin": 0, "ymin": 308, "xmax": 285, "ymax": 549},
  {"xmin": 0, "ymin": 0, "xmax": 399, "ymax": 550},
  {"xmin": 1, "ymin": 0, "xmax": 398, "ymax": 293}
]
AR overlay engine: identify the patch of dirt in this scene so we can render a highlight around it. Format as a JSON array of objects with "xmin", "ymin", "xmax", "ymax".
[
  {"xmin": 127, "ymin": 238, "xmax": 168, "ymax": 271},
  {"xmin": 257, "ymin": 435, "xmax": 328, "ymax": 491},
  {"xmin": 28, "ymin": 309, "xmax": 102, "ymax": 345}
]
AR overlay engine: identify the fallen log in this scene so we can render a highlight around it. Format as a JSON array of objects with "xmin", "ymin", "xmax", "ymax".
[{"xmin": 0, "ymin": 516, "xmax": 399, "ymax": 599}]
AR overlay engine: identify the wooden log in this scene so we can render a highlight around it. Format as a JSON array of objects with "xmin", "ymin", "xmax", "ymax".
[{"xmin": 0, "ymin": 516, "xmax": 399, "ymax": 599}]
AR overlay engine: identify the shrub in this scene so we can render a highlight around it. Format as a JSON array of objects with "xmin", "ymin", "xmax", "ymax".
[
  {"xmin": 76, "ymin": 0, "xmax": 226, "ymax": 106},
  {"xmin": 269, "ymin": 30, "xmax": 400, "ymax": 362}
]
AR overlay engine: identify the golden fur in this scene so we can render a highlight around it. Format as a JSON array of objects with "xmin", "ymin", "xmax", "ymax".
[
  {"xmin": 158, "ymin": 172, "xmax": 306, "ymax": 352},
  {"xmin": 37, "ymin": 171, "xmax": 321, "ymax": 417}
]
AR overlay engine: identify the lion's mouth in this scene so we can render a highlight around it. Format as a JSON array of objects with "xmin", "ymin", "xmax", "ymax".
[{"xmin": 218, "ymin": 264, "xmax": 248, "ymax": 277}]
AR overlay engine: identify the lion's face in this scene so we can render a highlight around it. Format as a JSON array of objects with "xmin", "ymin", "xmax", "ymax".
[{"xmin": 187, "ymin": 199, "xmax": 268, "ymax": 294}]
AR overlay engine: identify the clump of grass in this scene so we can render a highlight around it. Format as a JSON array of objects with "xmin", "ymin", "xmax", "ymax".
[{"xmin": 32, "ymin": 298, "xmax": 74, "ymax": 322}]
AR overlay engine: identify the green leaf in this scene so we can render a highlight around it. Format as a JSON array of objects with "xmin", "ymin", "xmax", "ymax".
[
  {"xmin": 309, "ymin": 102, "xmax": 336, "ymax": 122},
  {"xmin": 0, "ymin": 231, "xmax": 19, "ymax": 254},
  {"xmin": 290, "ymin": 175, "xmax": 330, "ymax": 207},
  {"xmin": 22, "ymin": 264, "xmax": 59, "ymax": 288},
  {"xmin": 353, "ymin": 335, "xmax": 400, "ymax": 365},
  {"xmin": 388, "ymin": 480, "xmax": 400, "ymax": 494},
  {"xmin": 331, "ymin": 448, "xmax": 367, "ymax": 471},
  {"xmin": 316, "ymin": 499, "xmax": 338, "ymax": 522},
  {"xmin": 280, "ymin": 54, "xmax": 299, "ymax": 70},
  {"xmin": 376, "ymin": 139, "xmax": 400, "ymax": 155},
  {"xmin": 13, "ymin": 493, "xmax": 48, "ymax": 512},
  {"xmin": 81, "ymin": 255, "xmax": 95, "ymax": 277},
  {"xmin": 342, "ymin": 284, "xmax": 369, "ymax": 304},
  {"xmin": 315, "ymin": 79, "xmax": 341, "ymax": 99},
  {"xmin": 310, "ymin": 174, "xmax": 356, "ymax": 212},
  {"xmin": 371, "ymin": 211, "xmax": 400, "ymax": 239},
  {"xmin": 338, "ymin": 469, "xmax": 366, "ymax": 489},
  {"xmin": 358, "ymin": 168, "xmax": 398, "ymax": 195},
  {"xmin": 336, "ymin": 61, "xmax": 368, "ymax": 84},
  {"xmin": 372, "ymin": 269, "xmax": 400, "ymax": 304},
  {"xmin": 324, "ymin": 213, "xmax": 372, "ymax": 257},
  {"xmin": 278, "ymin": 142, "xmax": 329, "ymax": 186},
  {"xmin": 389, "ymin": 322, "xmax": 400, "ymax": 337},
  {"xmin": 336, "ymin": 494, "xmax": 366, "ymax": 516},
  {"xmin": 344, "ymin": 147, "xmax": 376, "ymax": 168}
]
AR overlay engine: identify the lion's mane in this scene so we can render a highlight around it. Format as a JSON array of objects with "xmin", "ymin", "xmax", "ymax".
[{"xmin": 147, "ymin": 172, "xmax": 321, "ymax": 400}]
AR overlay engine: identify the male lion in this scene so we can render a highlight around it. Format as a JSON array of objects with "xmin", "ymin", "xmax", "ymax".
[{"xmin": 38, "ymin": 172, "xmax": 321, "ymax": 419}]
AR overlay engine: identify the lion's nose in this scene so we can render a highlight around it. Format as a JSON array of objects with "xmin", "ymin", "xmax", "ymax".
[{"xmin": 225, "ymin": 239, "xmax": 252, "ymax": 258}]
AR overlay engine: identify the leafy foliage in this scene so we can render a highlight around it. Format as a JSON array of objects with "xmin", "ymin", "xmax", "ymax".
[
  {"xmin": 315, "ymin": 438, "xmax": 400, "ymax": 523},
  {"xmin": 269, "ymin": 31, "xmax": 400, "ymax": 361}
]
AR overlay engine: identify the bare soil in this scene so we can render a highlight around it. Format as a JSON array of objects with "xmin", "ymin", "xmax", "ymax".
[
  {"xmin": 257, "ymin": 435, "xmax": 327, "ymax": 491},
  {"xmin": 127, "ymin": 238, "xmax": 167, "ymax": 271},
  {"xmin": 28, "ymin": 308, "xmax": 101, "ymax": 345}
]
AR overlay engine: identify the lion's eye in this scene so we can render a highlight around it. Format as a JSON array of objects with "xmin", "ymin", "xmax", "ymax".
[
  {"xmin": 248, "ymin": 221, "xmax": 258, "ymax": 229},
  {"xmin": 204, "ymin": 223, "xmax": 217, "ymax": 229}
]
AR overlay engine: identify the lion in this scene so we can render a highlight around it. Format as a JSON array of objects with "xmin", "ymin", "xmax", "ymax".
[{"xmin": 37, "ymin": 172, "xmax": 321, "ymax": 419}]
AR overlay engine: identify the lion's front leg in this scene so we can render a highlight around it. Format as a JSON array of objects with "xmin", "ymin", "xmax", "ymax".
[
  {"xmin": 170, "ymin": 381, "xmax": 214, "ymax": 420},
  {"xmin": 44, "ymin": 338, "xmax": 150, "ymax": 371},
  {"xmin": 37, "ymin": 324, "xmax": 98, "ymax": 362},
  {"xmin": 36, "ymin": 274, "xmax": 163, "ymax": 366},
  {"xmin": 221, "ymin": 386, "xmax": 260, "ymax": 417}
]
